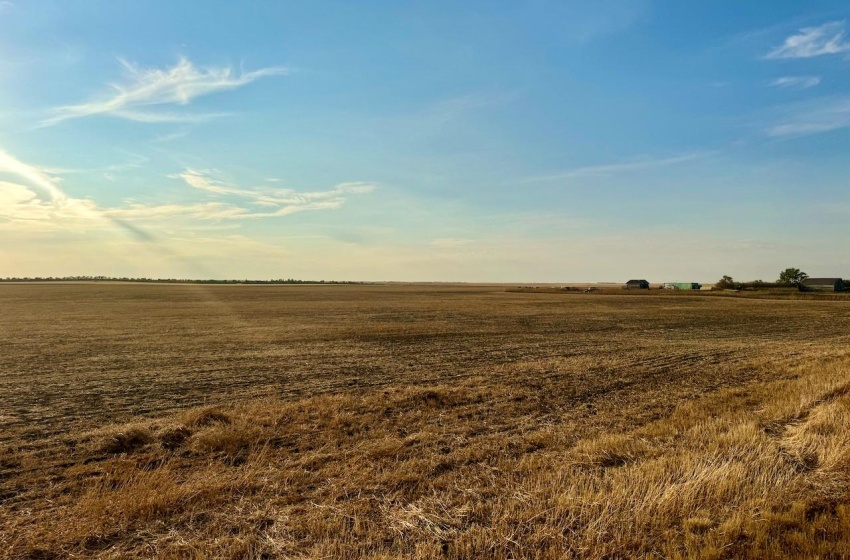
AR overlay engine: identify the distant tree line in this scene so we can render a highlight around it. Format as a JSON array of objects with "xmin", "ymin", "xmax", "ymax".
[
  {"xmin": 0, "ymin": 276, "xmax": 366, "ymax": 285},
  {"xmin": 716, "ymin": 268, "xmax": 848, "ymax": 291}
]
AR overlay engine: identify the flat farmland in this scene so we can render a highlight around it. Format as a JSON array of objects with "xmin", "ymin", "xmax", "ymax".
[
  {"xmin": 2, "ymin": 284, "xmax": 850, "ymax": 558},
  {"xmin": 2, "ymin": 283, "xmax": 847, "ymax": 438}
]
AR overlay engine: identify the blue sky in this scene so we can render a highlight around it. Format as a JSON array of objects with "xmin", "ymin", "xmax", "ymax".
[{"xmin": 1, "ymin": 1, "xmax": 849, "ymax": 282}]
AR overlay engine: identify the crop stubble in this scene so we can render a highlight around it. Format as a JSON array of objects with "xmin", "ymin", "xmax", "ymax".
[
  {"xmin": 2, "ymin": 284, "xmax": 850, "ymax": 558},
  {"xmin": 2, "ymin": 284, "xmax": 847, "ymax": 440}
]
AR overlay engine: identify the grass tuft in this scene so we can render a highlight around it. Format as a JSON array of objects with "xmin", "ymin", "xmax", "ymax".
[
  {"xmin": 94, "ymin": 426, "xmax": 154, "ymax": 455},
  {"xmin": 183, "ymin": 407, "xmax": 232, "ymax": 428}
]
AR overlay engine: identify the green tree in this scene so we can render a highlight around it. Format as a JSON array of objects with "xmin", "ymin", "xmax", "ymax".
[
  {"xmin": 715, "ymin": 275, "xmax": 735, "ymax": 289},
  {"xmin": 778, "ymin": 268, "xmax": 808, "ymax": 287}
]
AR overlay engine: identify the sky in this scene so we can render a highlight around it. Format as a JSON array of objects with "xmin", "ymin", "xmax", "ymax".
[{"xmin": 1, "ymin": 1, "xmax": 849, "ymax": 282}]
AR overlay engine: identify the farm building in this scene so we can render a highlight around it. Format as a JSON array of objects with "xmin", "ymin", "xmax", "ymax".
[
  {"xmin": 625, "ymin": 279, "xmax": 650, "ymax": 289},
  {"xmin": 799, "ymin": 278, "xmax": 846, "ymax": 292},
  {"xmin": 663, "ymin": 282, "xmax": 701, "ymax": 290}
]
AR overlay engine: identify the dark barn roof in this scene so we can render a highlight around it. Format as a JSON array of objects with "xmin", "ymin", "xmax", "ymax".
[
  {"xmin": 799, "ymin": 278, "xmax": 845, "ymax": 292},
  {"xmin": 801, "ymin": 278, "xmax": 843, "ymax": 286}
]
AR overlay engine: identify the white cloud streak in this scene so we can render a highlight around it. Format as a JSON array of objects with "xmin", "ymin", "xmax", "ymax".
[
  {"xmin": 427, "ymin": 92, "xmax": 519, "ymax": 123},
  {"xmin": 767, "ymin": 97, "xmax": 850, "ymax": 137},
  {"xmin": 769, "ymin": 76, "xmax": 821, "ymax": 89},
  {"xmin": 0, "ymin": 150, "xmax": 103, "ymax": 230},
  {"xmin": 150, "ymin": 130, "xmax": 191, "ymax": 144},
  {"xmin": 176, "ymin": 169, "xmax": 375, "ymax": 215},
  {"xmin": 522, "ymin": 153, "xmax": 705, "ymax": 183},
  {"xmin": 45, "ymin": 152, "xmax": 149, "ymax": 176},
  {"xmin": 765, "ymin": 21, "xmax": 850, "ymax": 59},
  {"xmin": 0, "ymin": 150, "xmax": 374, "ymax": 232},
  {"xmin": 0, "ymin": 150, "xmax": 69, "ymax": 204},
  {"xmin": 42, "ymin": 57, "xmax": 287, "ymax": 126},
  {"xmin": 109, "ymin": 109, "xmax": 231, "ymax": 124}
]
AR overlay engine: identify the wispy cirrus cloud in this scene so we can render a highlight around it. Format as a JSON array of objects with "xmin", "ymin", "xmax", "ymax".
[
  {"xmin": 175, "ymin": 169, "xmax": 375, "ymax": 217},
  {"xmin": 765, "ymin": 21, "xmax": 850, "ymax": 59},
  {"xmin": 521, "ymin": 152, "xmax": 706, "ymax": 183},
  {"xmin": 427, "ymin": 91, "xmax": 519, "ymax": 122},
  {"xmin": 558, "ymin": 0, "xmax": 649, "ymax": 43},
  {"xmin": 42, "ymin": 57, "xmax": 287, "ymax": 126},
  {"xmin": 769, "ymin": 76, "xmax": 821, "ymax": 89},
  {"xmin": 0, "ymin": 149, "xmax": 375, "ymax": 232},
  {"xmin": 0, "ymin": 180, "xmax": 102, "ymax": 230},
  {"xmin": 766, "ymin": 97, "xmax": 850, "ymax": 137},
  {"xmin": 150, "ymin": 130, "xmax": 191, "ymax": 144},
  {"xmin": 0, "ymin": 150, "xmax": 71, "ymax": 205},
  {"xmin": 44, "ymin": 152, "xmax": 149, "ymax": 176},
  {"xmin": 0, "ymin": 150, "xmax": 103, "ymax": 230}
]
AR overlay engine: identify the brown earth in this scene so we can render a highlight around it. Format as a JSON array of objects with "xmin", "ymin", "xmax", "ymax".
[{"xmin": 1, "ymin": 284, "xmax": 850, "ymax": 558}]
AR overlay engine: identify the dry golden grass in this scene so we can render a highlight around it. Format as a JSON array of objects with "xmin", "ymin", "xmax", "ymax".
[{"xmin": 2, "ymin": 284, "xmax": 850, "ymax": 558}]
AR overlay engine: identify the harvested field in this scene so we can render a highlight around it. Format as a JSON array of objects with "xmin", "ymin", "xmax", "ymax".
[{"xmin": 2, "ymin": 283, "xmax": 850, "ymax": 558}]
